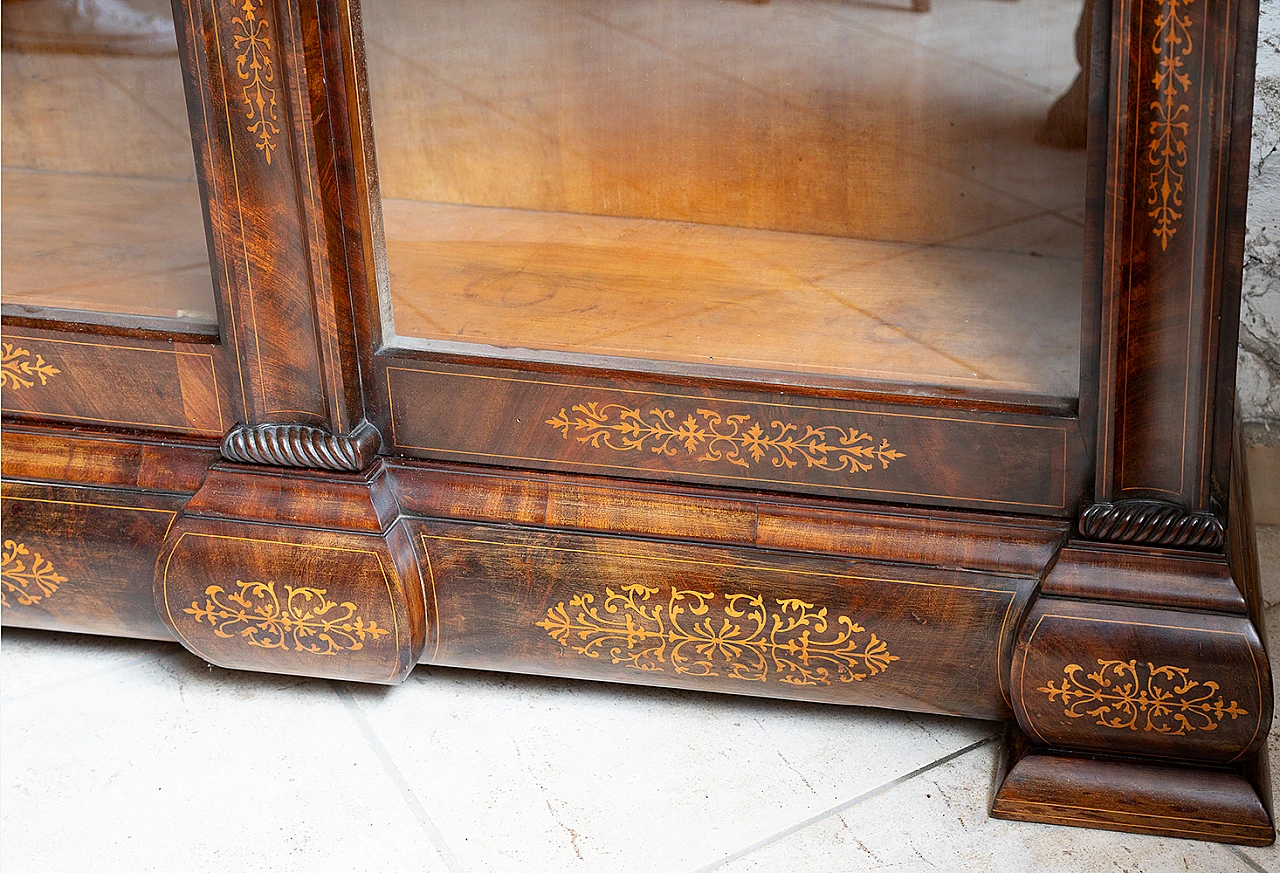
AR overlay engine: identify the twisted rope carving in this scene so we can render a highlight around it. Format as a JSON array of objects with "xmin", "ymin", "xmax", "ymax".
[
  {"xmin": 1080, "ymin": 501, "xmax": 1224, "ymax": 550},
  {"xmin": 220, "ymin": 421, "xmax": 380, "ymax": 472}
]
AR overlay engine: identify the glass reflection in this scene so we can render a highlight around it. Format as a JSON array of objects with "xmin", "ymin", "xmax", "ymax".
[
  {"xmin": 367, "ymin": 0, "xmax": 1088, "ymax": 396},
  {"xmin": 1, "ymin": 0, "xmax": 217, "ymax": 327}
]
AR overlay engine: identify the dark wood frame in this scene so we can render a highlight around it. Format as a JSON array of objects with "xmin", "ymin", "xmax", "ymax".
[{"xmin": 2, "ymin": 0, "xmax": 1271, "ymax": 845}]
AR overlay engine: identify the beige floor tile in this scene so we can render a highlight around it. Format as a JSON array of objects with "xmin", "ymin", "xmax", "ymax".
[
  {"xmin": 819, "ymin": 0, "xmax": 1086, "ymax": 94},
  {"xmin": 1245, "ymin": 559, "xmax": 1280, "ymax": 872},
  {"xmin": 0, "ymin": 628, "xmax": 167, "ymax": 702},
  {"xmin": 713, "ymin": 741, "xmax": 1269, "ymax": 873},
  {"xmin": 343, "ymin": 664, "xmax": 997, "ymax": 873},
  {"xmin": 0, "ymin": 645, "xmax": 454, "ymax": 873}
]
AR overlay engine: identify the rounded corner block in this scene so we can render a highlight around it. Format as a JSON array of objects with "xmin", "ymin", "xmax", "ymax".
[
  {"xmin": 1010, "ymin": 597, "xmax": 1272, "ymax": 764},
  {"xmin": 154, "ymin": 518, "xmax": 427, "ymax": 685}
]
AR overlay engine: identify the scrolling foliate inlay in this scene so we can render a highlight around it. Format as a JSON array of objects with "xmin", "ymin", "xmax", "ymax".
[
  {"xmin": 1038, "ymin": 659, "xmax": 1248, "ymax": 735},
  {"xmin": 184, "ymin": 581, "xmax": 388, "ymax": 654},
  {"xmin": 1, "ymin": 540, "xmax": 67, "ymax": 608},
  {"xmin": 1, "ymin": 343, "xmax": 60, "ymax": 390},
  {"xmin": 538, "ymin": 584, "xmax": 898, "ymax": 685},
  {"xmin": 1147, "ymin": 0, "xmax": 1196, "ymax": 249},
  {"xmin": 230, "ymin": 0, "xmax": 280, "ymax": 163},
  {"xmin": 546, "ymin": 402, "xmax": 904, "ymax": 474}
]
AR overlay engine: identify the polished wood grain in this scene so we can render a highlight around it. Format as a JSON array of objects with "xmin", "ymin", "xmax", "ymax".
[
  {"xmin": 387, "ymin": 459, "xmax": 1069, "ymax": 577},
  {"xmin": 153, "ymin": 460, "xmax": 424, "ymax": 684},
  {"xmin": 412, "ymin": 517, "xmax": 1032, "ymax": 720},
  {"xmin": 156, "ymin": 517, "xmax": 425, "ymax": 684},
  {"xmin": 1, "ymin": 482, "xmax": 181, "ymax": 640},
  {"xmin": 1011, "ymin": 596, "xmax": 1270, "ymax": 764},
  {"xmin": 381, "ymin": 361, "xmax": 1085, "ymax": 513},
  {"xmin": 1087, "ymin": 0, "xmax": 1256, "ymax": 538},
  {"xmin": 1040, "ymin": 543, "xmax": 1247, "ymax": 613},
  {"xmin": 1, "ymin": 328, "xmax": 230, "ymax": 437},
  {"xmin": 0, "ymin": 423, "xmax": 219, "ymax": 494},
  {"xmin": 993, "ymin": 727, "xmax": 1274, "ymax": 845},
  {"xmin": 0, "ymin": 0, "xmax": 1271, "ymax": 846},
  {"xmin": 179, "ymin": 0, "xmax": 365, "ymax": 431}
]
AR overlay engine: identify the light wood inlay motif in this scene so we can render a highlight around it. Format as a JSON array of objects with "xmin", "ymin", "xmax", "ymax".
[
  {"xmin": 1, "ymin": 343, "xmax": 61, "ymax": 390},
  {"xmin": 1038, "ymin": 659, "xmax": 1248, "ymax": 735},
  {"xmin": 1147, "ymin": 0, "xmax": 1196, "ymax": 249},
  {"xmin": 1, "ymin": 540, "xmax": 67, "ymax": 608},
  {"xmin": 184, "ymin": 580, "xmax": 389, "ymax": 654},
  {"xmin": 538, "ymin": 584, "xmax": 897, "ymax": 685},
  {"xmin": 546, "ymin": 402, "xmax": 905, "ymax": 474},
  {"xmin": 231, "ymin": 0, "xmax": 280, "ymax": 164}
]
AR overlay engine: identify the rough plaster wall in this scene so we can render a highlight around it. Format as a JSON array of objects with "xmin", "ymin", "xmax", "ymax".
[{"xmin": 1242, "ymin": 0, "xmax": 1280, "ymax": 432}]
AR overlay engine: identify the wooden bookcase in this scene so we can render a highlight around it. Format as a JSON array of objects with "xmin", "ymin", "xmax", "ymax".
[{"xmin": 1, "ymin": 0, "xmax": 1271, "ymax": 845}]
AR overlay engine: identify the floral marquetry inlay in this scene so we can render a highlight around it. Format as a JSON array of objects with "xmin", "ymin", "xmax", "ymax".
[
  {"xmin": 1147, "ymin": 0, "xmax": 1197, "ymax": 249},
  {"xmin": 1038, "ymin": 659, "xmax": 1248, "ymax": 735},
  {"xmin": 1, "ymin": 540, "xmax": 67, "ymax": 608},
  {"xmin": 230, "ymin": 0, "xmax": 280, "ymax": 163},
  {"xmin": 538, "ymin": 584, "xmax": 898, "ymax": 685},
  {"xmin": 546, "ymin": 402, "xmax": 904, "ymax": 474},
  {"xmin": 1, "ymin": 343, "xmax": 60, "ymax": 390},
  {"xmin": 184, "ymin": 581, "xmax": 388, "ymax": 655}
]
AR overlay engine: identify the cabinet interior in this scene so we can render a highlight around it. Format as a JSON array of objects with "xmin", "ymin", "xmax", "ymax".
[
  {"xmin": 1, "ymin": 0, "xmax": 216, "ymax": 330},
  {"xmin": 366, "ymin": 0, "xmax": 1088, "ymax": 397}
]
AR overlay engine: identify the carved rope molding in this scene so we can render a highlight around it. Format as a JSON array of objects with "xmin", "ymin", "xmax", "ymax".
[
  {"xmin": 184, "ymin": 580, "xmax": 388, "ymax": 654},
  {"xmin": 1, "ymin": 540, "xmax": 67, "ymax": 608},
  {"xmin": 1, "ymin": 343, "xmax": 60, "ymax": 390},
  {"xmin": 1038, "ymin": 659, "xmax": 1247, "ymax": 736},
  {"xmin": 546, "ymin": 402, "xmax": 904, "ymax": 474},
  {"xmin": 220, "ymin": 420, "xmax": 381, "ymax": 471},
  {"xmin": 1080, "ymin": 500, "xmax": 1225, "ymax": 549},
  {"xmin": 537, "ymin": 584, "xmax": 898, "ymax": 686},
  {"xmin": 229, "ymin": 0, "xmax": 280, "ymax": 163}
]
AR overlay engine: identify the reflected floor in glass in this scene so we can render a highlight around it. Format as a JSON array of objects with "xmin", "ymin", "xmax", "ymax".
[
  {"xmin": 3, "ymin": 169, "xmax": 215, "ymax": 323},
  {"xmin": 1, "ymin": 0, "xmax": 216, "ymax": 328},
  {"xmin": 369, "ymin": 0, "xmax": 1088, "ymax": 396}
]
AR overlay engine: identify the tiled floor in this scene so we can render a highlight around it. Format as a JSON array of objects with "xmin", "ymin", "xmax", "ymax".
[{"xmin": 3, "ymin": 526, "xmax": 1278, "ymax": 872}]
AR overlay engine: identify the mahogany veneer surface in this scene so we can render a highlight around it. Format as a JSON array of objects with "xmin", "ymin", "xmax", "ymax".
[{"xmin": 0, "ymin": 0, "xmax": 1271, "ymax": 849}]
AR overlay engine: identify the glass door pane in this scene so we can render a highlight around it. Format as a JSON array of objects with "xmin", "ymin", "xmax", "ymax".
[
  {"xmin": 2, "ymin": 0, "xmax": 216, "ymax": 329},
  {"xmin": 365, "ymin": 0, "xmax": 1088, "ymax": 397}
]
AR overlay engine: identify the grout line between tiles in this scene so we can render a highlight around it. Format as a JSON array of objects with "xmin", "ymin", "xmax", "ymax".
[
  {"xmin": 1228, "ymin": 846, "xmax": 1272, "ymax": 872},
  {"xmin": 688, "ymin": 731, "xmax": 1002, "ymax": 873},
  {"xmin": 331, "ymin": 681, "xmax": 467, "ymax": 873},
  {"xmin": 0, "ymin": 648, "xmax": 170, "ymax": 705}
]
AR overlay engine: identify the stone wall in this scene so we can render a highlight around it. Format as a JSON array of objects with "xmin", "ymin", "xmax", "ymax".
[{"xmin": 1242, "ymin": 0, "xmax": 1280, "ymax": 434}]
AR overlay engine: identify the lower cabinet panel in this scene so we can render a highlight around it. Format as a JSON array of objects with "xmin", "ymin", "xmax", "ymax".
[
  {"xmin": 1, "ymin": 332, "xmax": 228, "ymax": 436},
  {"xmin": 1, "ymin": 482, "xmax": 179, "ymax": 639},
  {"xmin": 412, "ymin": 519, "xmax": 1036, "ymax": 720},
  {"xmin": 0, "ymin": 491, "xmax": 1038, "ymax": 720}
]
